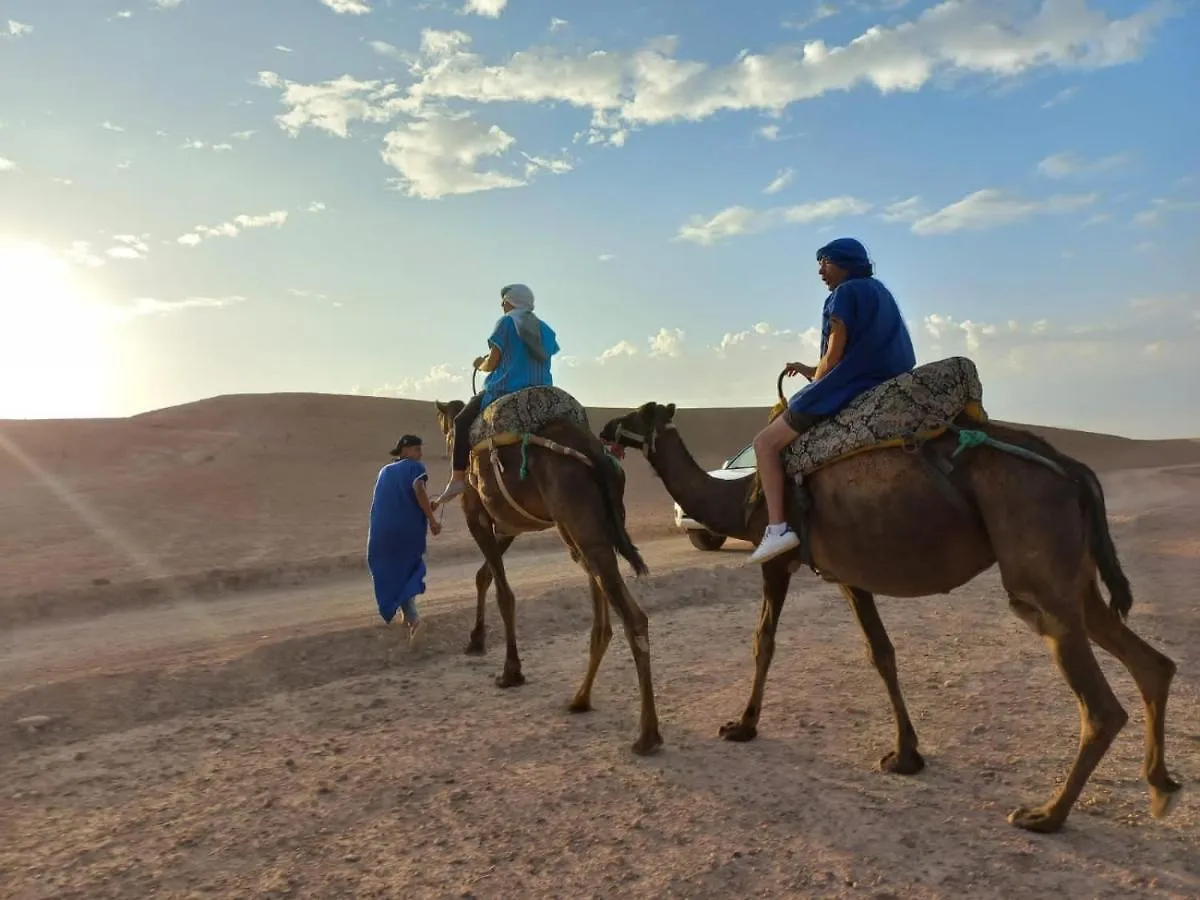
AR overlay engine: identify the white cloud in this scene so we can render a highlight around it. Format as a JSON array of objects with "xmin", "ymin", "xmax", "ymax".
[
  {"xmin": 257, "ymin": 71, "xmax": 395, "ymax": 138},
  {"xmin": 598, "ymin": 253, "xmax": 615, "ymax": 262},
  {"xmin": 381, "ymin": 111, "xmax": 524, "ymax": 199},
  {"xmin": 599, "ymin": 340, "xmax": 639, "ymax": 362},
  {"xmin": 372, "ymin": 364, "xmax": 464, "ymax": 399},
  {"xmin": 114, "ymin": 296, "xmax": 245, "ymax": 319},
  {"xmin": 550, "ymin": 18, "xmax": 569, "ymax": 32},
  {"xmin": 910, "ymin": 188, "xmax": 1097, "ymax": 235},
  {"xmin": 320, "ymin": 0, "xmax": 371, "ymax": 14},
  {"xmin": 177, "ymin": 210, "xmax": 289, "ymax": 246},
  {"xmin": 1132, "ymin": 197, "xmax": 1200, "ymax": 228},
  {"xmin": 152, "ymin": 0, "xmax": 184, "ymax": 9},
  {"xmin": 105, "ymin": 234, "xmax": 151, "ymax": 260},
  {"xmin": 0, "ymin": 157, "xmax": 16, "ymax": 172},
  {"xmin": 5, "ymin": 20, "xmax": 33, "ymax": 37},
  {"xmin": 676, "ymin": 196, "xmax": 872, "ymax": 245},
  {"xmin": 757, "ymin": 124, "xmax": 781, "ymax": 141},
  {"xmin": 649, "ymin": 327, "xmax": 686, "ymax": 358},
  {"xmin": 275, "ymin": 45, "xmax": 293, "ymax": 53},
  {"xmin": 114, "ymin": 11, "xmax": 134, "ymax": 20},
  {"xmin": 1036, "ymin": 150, "xmax": 1129, "ymax": 178},
  {"xmin": 463, "ymin": 0, "xmax": 507, "ymax": 18},
  {"xmin": 1042, "ymin": 85, "xmax": 1080, "ymax": 108},
  {"xmin": 255, "ymin": 2, "xmax": 1172, "ymax": 199},
  {"xmin": 232, "ymin": 129, "xmax": 256, "ymax": 140},
  {"xmin": 783, "ymin": 3, "xmax": 840, "ymax": 31},
  {"xmin": 307, "ymin": 201, "xmax": 327, "ymax": 212},
  {"xmin": 878, "ymin": 195, "xmax": 927, "ymax": 222},
  {"xmin": 763, "ymin": 167, "xmax": 795, "ymax": 195},
  {"xmin": 101, "ymin": 121, "xmax": 125, "ymax": 132},
  {"xmin": 181, "ymin": 138, "xmax": 234, "ymax": 151}
]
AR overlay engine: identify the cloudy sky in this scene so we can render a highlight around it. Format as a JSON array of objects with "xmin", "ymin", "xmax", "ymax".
[{"xmin": 1, "ymin": 0, "xmax": 1197, "ymax": 437}]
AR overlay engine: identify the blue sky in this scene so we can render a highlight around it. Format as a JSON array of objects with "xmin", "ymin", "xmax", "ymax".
[{"xmin": 1, "ymin": 0, "xmax": 1198, "ymax": 437}]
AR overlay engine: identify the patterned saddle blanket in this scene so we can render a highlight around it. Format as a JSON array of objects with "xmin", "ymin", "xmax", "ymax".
[
  {"xmin": 469, "ymin": 386, "xmax": 590, "ymax": 451},
  {"xmin": 782, "ymin": 356, "xmax": 986, "ymax": 481}
]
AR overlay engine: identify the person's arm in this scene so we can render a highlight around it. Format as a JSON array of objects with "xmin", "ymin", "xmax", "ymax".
[
  {"xmin": 475, "ymin": 345, "xmax": 502, "ymax": 372},
  {"xmin": 413, "ymin": 475, "xmax": 441, "ymax": 534},
  {"xmin": 813, "ymin": 318, "xmax": 847, "ymax": 380},
  {"xmin": 474, "ymin": 320, "xmax": 507, "ymax": 372}
]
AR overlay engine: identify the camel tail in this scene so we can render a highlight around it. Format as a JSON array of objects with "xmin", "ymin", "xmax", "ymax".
[
  {"xmin": 581, "ymin": 439, "xmax": 649, "ymax": 578},
  {"xmin": 1064, "ymin": 455, "xmax": 1134, "ymax": 620}
]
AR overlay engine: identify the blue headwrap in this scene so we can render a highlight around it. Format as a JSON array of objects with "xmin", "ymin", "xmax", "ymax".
[{"xmin": 817, "ymin": 237, "xmax": 873, "ymax": 279}]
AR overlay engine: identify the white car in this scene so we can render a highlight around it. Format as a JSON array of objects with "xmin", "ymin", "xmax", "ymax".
[{"xmin": 674, "ymin": 441, "xmax": 757, "ymax": 550}]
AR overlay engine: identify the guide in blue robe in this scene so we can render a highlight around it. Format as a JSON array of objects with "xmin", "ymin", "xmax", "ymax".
[{"xmin": 366, "ymin": 456, "xmax": 431, "ymax": 624}]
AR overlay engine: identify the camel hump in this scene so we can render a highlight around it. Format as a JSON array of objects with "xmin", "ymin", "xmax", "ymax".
[
  {"xmin": 469, "ymin": 385, "xmax": 591, "ymax": 448},
  {"xmin": 784, "ymin": 356, "xmax": 986, "ymax": 480}
]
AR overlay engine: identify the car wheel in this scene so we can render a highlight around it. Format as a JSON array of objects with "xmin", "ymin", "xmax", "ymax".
[{"xmin": 687, "ymin": 530, "xmax": 727, "ymax": 551}]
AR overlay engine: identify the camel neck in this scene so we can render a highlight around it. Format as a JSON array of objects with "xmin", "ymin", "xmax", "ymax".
[{"xmin": 647, "ymin": 427, "xmax": 755, "ymax": 540}]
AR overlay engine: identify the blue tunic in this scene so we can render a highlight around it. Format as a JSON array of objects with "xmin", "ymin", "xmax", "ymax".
[
  {"xmin": 366, "ymin": 458, "xmax": 430, "ymax": 624},
  {"xmin": 480, "ymin": 315, "xmax": 560, "ymax": 411},
  {"xmin": 788, "ymin": 276, "xmax": 916, "ymax": 418}
]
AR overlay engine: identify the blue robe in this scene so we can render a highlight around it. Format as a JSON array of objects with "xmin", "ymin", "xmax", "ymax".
[
  {"xmin": 787, "ymin": 275, "xmax": 917, "ymax": 419},
  {"xmin": 480, "ymin": 315, "xmax": 559, "ymax": 411},
  {"xmin": 366, "ymin": 458, "xmax": 429, "ymax": 624}
]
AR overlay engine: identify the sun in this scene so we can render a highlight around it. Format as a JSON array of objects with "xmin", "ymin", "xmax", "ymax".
[{"xmin": 0, "ymin": 239, "xmax": 115, "ymax": 419}]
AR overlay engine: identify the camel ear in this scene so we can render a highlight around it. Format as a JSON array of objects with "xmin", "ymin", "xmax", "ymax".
[
  {"xmin": 434, "ymin": 400, "xmax": 446, "ymax": 412},
  {"xmin": 663, "ymin": 403, "xmax": 676, "ymax": 421}
]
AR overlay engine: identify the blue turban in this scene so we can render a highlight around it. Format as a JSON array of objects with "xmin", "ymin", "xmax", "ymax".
[{"xmin": 817, "ymin": 237, "xmax": 873, "ymax": 279}]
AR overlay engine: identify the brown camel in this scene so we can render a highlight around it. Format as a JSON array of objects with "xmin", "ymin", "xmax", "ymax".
[
  {"xmin": 435, "ymin": 399, "xmax": 510, "ymax": 654},
  {"xmin": 433, "ymin": 396, "xmax": 663, "ymax": 756},
  {"xmin": 599, "ymin": 401, "xmax": 1181, "ymax": 832}
]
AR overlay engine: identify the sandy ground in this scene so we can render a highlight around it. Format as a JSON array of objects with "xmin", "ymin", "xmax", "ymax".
[{"xmin": 4, "ymin": 394, "xmax": 1200, "ymax": 898}]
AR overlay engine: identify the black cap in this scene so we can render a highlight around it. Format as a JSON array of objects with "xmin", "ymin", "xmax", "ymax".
[{"xmin": 388, "ymin": 434, "xmax": 422, "ymax": 456}]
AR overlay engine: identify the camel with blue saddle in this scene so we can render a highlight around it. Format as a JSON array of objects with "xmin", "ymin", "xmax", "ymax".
[{"xmin": 599, "ymin": 355, "xmax": 1181, "ymax": 834}]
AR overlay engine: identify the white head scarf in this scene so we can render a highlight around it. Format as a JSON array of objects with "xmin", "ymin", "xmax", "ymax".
[{"xmin": 500, "ymin": 283, "xmax": 548, "ymax": 362}]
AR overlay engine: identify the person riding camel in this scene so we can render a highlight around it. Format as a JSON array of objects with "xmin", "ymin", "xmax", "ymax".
[
  {"xmin": 434, "ymin": 283, "xmax": 560, "ymax": 506},
  {"xmin": 747, "ymin": 237, "xmax": 917, "ymax": 565}
]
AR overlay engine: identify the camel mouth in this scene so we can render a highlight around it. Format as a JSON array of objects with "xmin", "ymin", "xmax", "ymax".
[{"xmin": 604, "ymin": 441, "xmax": 626, "ymax": 459}]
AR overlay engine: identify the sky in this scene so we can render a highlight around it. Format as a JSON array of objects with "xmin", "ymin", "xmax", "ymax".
[{"xmin": 1, "ymin": 0, "xmax": 1198, "ymax": 438}]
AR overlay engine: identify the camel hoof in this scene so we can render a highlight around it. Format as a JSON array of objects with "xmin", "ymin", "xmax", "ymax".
[
  {"xmin": 718, "ymin": 721, "xmax": 757, "ymax": 742},
  {"xmin": 495, "ymin": 671, "xmax": 525, "ymax": 689},
  {"xmin": 632, "ymin": 732, "xmax": 664, "ymax": 756},
  {"xmin": 879, "ymin": 748, "xmax": 925, "ymax": 776},
  {"xmin": 567, "ymin": 697, "xmax": 592, "ymax": 714},
  {"xmin": 1007, "ymin": 805, "xmax": 1065, "ymax": 834},
  {"xmin": 463, "ymin": 638, "xmax": 486, "ymax": 656},
  {"xmin": 1150, "ymin": 779, "xmax": 1183, "ymax": 819}
]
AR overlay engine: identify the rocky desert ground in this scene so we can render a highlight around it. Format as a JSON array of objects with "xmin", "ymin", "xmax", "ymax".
[{"xmin": 3, "ymin": 392, "xmax": 1200, "ymax": 899}]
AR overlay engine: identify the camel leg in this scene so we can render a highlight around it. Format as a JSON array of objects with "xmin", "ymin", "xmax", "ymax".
[
  {"xmin": 567, "ymin": 576, "xmax": 612, "ymax": 714},
  {"xmin": 585, "ymin": 543, "xmax": 662, "ymax": 755},
  {"xmin": 840, "ymin": 585, "xmax": 924, "ymax": 775},
  {"xmin": 1081, "ymin": 580, "xmax": 1182, "ymax": 819},
  {"xmin": 465, "ymin": 534, "xmax": 515, "ymax": 656},
  {"xmin": 1006, "ymin": 595, "xmax": 1129, "ymax": 833},
  {"xmin": 719, "ymin": 559, "xmax": 792, "ymax": 742},
  {"xmin": 463, "ymin": 502, "xmax": 524, "ymax": 688}
]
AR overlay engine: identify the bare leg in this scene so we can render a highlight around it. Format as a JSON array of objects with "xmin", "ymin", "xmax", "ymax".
[
  {"xmin": 1007, "ymin": 596, "xmax": 1128, "ymax": 833},
  {"xmin": 568, "ymin": 577, "xmax": 612, "ymax": 713},
  {"xmin": 840, "ymin": 585, "xmax": 924, "ymax": 775},
  {"xmin": 1081, "ymin": 580, "xmax": 1182, "ymax": 818},
  {"xmin": 720, "ymin": 560, "xmax": 792, "ymax": 741},
  {"xmin": 752, "ymin": 415, "xmax": 800, "ymax": 526}
]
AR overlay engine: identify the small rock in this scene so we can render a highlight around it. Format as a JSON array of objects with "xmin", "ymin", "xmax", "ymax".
[
  {"xmin": 16, "ymin": 715, "xmax": 53, "ymax": 732},
  {"xmin": 970, "ymin": 724, "xmax": 987, "ymax": 735}
]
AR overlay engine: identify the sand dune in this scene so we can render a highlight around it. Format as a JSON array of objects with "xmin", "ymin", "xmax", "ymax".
[{"xmin": 3, "ymin": 391, "xmax": 1200, "ymax": 623}]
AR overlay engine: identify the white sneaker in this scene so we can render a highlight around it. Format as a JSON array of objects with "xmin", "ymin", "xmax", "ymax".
[{"xmin": 747, "ymin": 527, "xmax": 801, "ymax": 565}]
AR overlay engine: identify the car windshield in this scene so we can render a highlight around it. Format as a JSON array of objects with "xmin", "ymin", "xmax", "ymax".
[{"xmin": 724, "ymin": 444, "xmax": 757, "ymax": 469}]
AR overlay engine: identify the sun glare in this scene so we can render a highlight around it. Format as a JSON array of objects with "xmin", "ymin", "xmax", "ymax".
[{"xmin": 0, "ymin": 240, "xmax": 115, "ymax": 419}]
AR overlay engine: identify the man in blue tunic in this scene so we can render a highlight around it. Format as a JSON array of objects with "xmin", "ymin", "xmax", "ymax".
[
  {"xmin": 367, "ymin": 434, "xmax": 442, "ymax": 645},
  {"xmin": 434, "ymin": 282, "xmax": 560, "ymax": 506},
  {"xmin": 747, "ymin": 237, "xmax": 917, "ymax": 565}
]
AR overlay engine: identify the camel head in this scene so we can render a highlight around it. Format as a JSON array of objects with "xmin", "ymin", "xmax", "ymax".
[
  {"xmin": 599, "ymin": 402, "xmax": 677, "ymax": 458},
  {"xmin": 434, "ymin": 399, "xmax": 465, "ymax": 459}
]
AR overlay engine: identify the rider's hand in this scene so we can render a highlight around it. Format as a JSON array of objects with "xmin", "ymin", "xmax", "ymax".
[
  {"xmin": 783, "ymin": 361, "xmax": 816, "ymax": 380},
  {"xmin": 472, "ymin": 355, "xmax": 486, "ymax": 370}
]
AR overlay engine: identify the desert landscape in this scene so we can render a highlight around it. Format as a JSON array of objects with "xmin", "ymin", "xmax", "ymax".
[{"xmin": 3, "ymin": 391, "xmax": 1200, "ymax": 899}]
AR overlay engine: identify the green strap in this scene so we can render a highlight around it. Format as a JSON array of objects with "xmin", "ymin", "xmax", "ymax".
[
  {"xmin": 951, "ymin": 427, "xmax": 1065, "ymax": 476},
  {"xmin": 519, "ymin": 433, "xmax": 532, "ymax": 480}
]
